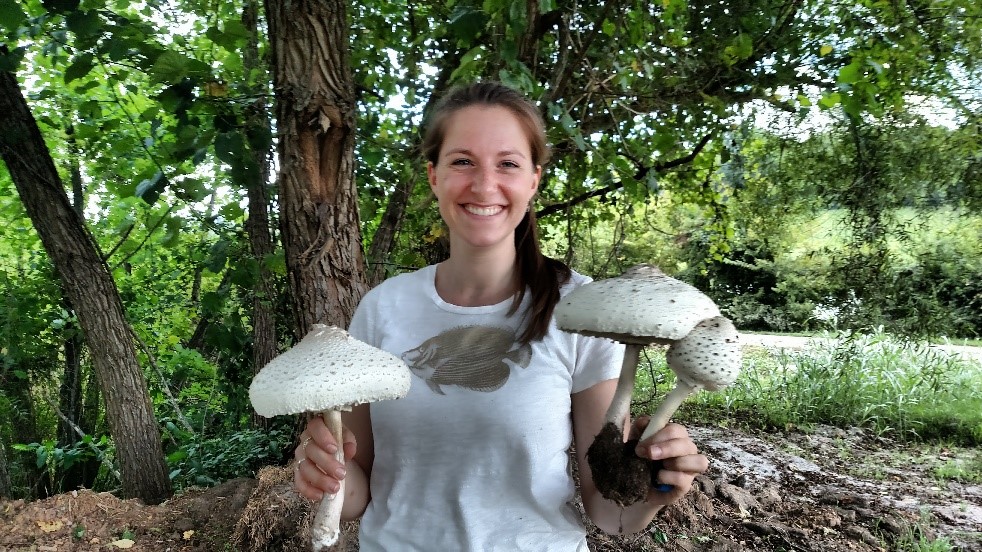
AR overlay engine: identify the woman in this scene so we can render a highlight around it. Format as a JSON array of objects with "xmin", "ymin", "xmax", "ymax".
[{"xmin": 294, "ymin": 82, "xmax": 708, "ymax": 550}]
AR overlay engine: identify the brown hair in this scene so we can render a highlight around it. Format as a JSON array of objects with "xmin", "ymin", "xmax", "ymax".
[{"xmin": 422, "ymin": 82, "xmax": 571, "ymax": 343}]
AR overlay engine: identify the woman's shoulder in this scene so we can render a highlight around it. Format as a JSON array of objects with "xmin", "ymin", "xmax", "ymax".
[
  {"xmin": 560, "ymin": 267, "xmax": 595, "ymax": 295},
  {"xmin": 362, "ymin": 264, "xmax": 435, "ymax": 302}
]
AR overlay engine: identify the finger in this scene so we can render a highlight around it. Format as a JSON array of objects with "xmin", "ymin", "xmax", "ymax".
[
  {"xmin": 341, "ymin": 426, "xmax": 358, "ymax": 461},
  {"xmin": 627, "ymin": 416, "xmax": 651, "ymax": 441},
  {"xmin": 635, "ymin": 424, "xmax": 697, "ymax": 460},
  {"xmin": 660, "ymin": 452, "xmax": 709, "ymax": 475},
  {"xmin": 647, "ymin": 468, "xmax": 695, "ymax": 502},
  {"xmin": 294, "ymin": 457, "xmax": 325, "ymax": 501}
]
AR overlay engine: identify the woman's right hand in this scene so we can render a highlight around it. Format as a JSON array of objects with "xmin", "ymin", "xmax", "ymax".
[{"xmin": 294, "ymin": 415, "xmax": 357, "ymax": 501}]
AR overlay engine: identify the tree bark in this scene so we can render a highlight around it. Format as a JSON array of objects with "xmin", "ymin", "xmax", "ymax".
[
  {"xmin": 242, "ymin": 0, "xmax": 279, "ymax": 428},
  {"xmin": 0, "ymin": 63, "xmax": 172, "ymax": 504},
  {"xmin": 0, "ymin": 439, "xmax": 10, "ymax": 498},
  {"xmin": 265, "ymin": 0, "xmax": 367, "ymax": 333}
]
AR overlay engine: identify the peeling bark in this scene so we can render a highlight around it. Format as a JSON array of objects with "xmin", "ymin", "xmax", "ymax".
[{"xmin": 266, "ymin": 0, "xmax": 367, "ymax": 333}]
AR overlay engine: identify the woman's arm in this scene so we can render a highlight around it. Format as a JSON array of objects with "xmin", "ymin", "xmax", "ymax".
[
  {"xmin": 572, "ymin": 380, "xmax": 708, "ymax": 534},
  {"xmin": 295, "ymin": 403, "xmax": 375, "ymax": 521}
]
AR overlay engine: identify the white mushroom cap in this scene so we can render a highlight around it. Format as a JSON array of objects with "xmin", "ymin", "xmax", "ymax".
[
  {"xmin": 665, "ymin": 315, "xmax": 741, "ymax": 391},
  {"xmin": 249, "ymin": 324, "xmax": 411, "ymax": 417},
  {"xmin": 555, "ymin": 264, "xmax": 721, "ymax": 344}
]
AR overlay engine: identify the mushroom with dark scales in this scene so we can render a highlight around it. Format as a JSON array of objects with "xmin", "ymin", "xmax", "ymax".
[
  {"xmin": 248, "ymin": 324, "xmax": 411, "ymax": 551},
  {"xmin": 554, "ymin": 264, "xmax": 741, "ymax": 506}
]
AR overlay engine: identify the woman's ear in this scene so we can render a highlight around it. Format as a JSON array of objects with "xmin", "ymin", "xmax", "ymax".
[
  {"xmin": 427, "ymin": 162, "xmax": 437, "ymax": 193},
  {"xmin": 532, "ymin": 165, "xmax": 542, "ymax": 192}
]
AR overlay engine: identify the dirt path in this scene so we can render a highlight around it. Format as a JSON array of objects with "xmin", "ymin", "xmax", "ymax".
[{"xmin": 740, "ymin": 333, "xmax": 982, "ymax": 364}]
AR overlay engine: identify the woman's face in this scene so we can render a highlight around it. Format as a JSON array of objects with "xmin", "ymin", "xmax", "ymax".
[{"xmin": 428, "ymin": 105, "xmax": 541, "ymax": 253}]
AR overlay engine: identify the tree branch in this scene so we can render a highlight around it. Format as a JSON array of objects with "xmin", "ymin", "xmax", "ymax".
[{"xmin": 537, "ymin": 133, "xmax": 714, "ymax": 218}]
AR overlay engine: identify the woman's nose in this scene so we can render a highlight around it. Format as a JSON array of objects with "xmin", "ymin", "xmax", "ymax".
[{"xmin": 470, "ymin": 166, "xmax": 495, "ymax": 193}]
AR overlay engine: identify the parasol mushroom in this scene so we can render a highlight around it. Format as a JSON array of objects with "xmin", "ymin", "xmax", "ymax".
[
  {"xmin": 555, "ymin": 264, "xmax": 741, "ymax": 505},
  {"xmin": 249, "ymin": 324, "xmax": 411, "ymax": 550}
]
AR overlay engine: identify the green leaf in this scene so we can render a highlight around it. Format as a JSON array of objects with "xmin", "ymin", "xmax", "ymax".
[
  {"xmin": 449, "ymin": 5, "xmax": 487, "ymax": 42},
  {"xmin": 818, "ymin": 91, "xmax": 841, "ymax": 109},
  {"xmin": 63, "ymin": 53, "xmax": 95, "ymax": 83},
  {"xmin": 722, "ymin": 33, "xmax": 753, "ymax": 66},
  {"xmin": 149, "ymin": 50, "xmax": 196, "ymax": 85},
  {"xmin": 838, "ymin": 62, "xmax": 862, "ymax": 85},
  {"xmin": 41, "ymin": 0, "xmax": 79, "ymax": 14},
  {"xmin": 0, "ymin": 45, "xmax": 25, "ymax": 72},
  {"xmin": 0, "ymin": 0, "xmax": 27, "ymax": 31},
  {"xmin": 214, "ymin": 132, "xmax": 244, "ymax": 165},
  {"xmin": 135, "ymin": 171, "xmax": 168, "ymax": 204},
  {"xmin": 65, "ymin": 10, "xmax": 102, "ymax": 37}
]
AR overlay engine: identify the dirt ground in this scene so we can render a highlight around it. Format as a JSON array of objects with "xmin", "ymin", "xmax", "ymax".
[{"xmin": 1, "ymin": 422, "xmax": 979, "ymax": 552}]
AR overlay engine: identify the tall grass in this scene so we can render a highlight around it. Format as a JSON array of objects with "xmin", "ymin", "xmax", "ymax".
[{"xmin": 633, "ymin": 330, "xmax": 982, "ymax": 446}]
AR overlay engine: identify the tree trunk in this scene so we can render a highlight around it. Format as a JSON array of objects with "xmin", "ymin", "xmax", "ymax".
[
  {"xmin": 58, "ymin": 139, "xmax": 99, "ymax": 491},
  {"xmin": 0, "ymin": 63, "xmax": 172, "ymax": 504},
  {"xmin": 265, "ymin": 0, "xmax": 367, "ymax": 334},
  {"xmin": 243, "ymin": 0, "xmax": 279, "ymax": 383},
  {"xmin": 365, "ymin": 173, "xmax": 417, "ymax": 286},
  {"xmin": 0, "ymin": 439, "xmax": 11, "ymax": 498}
]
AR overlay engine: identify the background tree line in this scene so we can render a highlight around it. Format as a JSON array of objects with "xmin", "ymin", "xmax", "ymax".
[{"xmin": 0, "ymin": 0, "xmax": 979, "ymax": 504}]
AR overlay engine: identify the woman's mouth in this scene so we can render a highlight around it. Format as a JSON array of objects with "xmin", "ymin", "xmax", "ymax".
[{"xmin": 463, "ymin": 204, "xmax": 504, "ymax": 216}]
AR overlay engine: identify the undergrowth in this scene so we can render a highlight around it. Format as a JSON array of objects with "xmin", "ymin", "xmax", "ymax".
[{"xmin": 633, "ymin": 330, "xmax": 982, "ymax": 447}]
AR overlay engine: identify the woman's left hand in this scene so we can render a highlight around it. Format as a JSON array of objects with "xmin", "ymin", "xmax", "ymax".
[{"xmin": 629, "ymin": 418, "xmax": 708, "ymax": 505}]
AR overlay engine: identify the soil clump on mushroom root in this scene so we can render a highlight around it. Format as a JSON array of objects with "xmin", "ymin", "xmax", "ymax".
[{"xmin": 3, "ymin": 423, "xmax": 979, "ymax": 552}]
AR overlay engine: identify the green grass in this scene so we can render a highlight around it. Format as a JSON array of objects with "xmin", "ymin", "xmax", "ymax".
[{"xmin": 633, "ymin": 330, "xmax": 982, "ymax": 447}]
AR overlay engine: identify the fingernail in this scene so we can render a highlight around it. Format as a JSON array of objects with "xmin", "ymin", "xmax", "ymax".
[
  {"xmin": 646, "ymin": 446, "xmax": 663, "ymax": 459},
  {"xmin": 655, "ymin": 484, "xmax": 674, "ymax": 493},
  {"xmin": 334, "ymin": 467, "xmax": 346, "ymax": 479}
]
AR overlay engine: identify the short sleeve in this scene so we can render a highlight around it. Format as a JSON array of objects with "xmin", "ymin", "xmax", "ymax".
[
  {"xmin": 570, "ymin": 334, "xmax": 623, "ymax": 393},
  {"xmin": 562, "ymin": 270, "xmax": 624, "ymax": 393}
]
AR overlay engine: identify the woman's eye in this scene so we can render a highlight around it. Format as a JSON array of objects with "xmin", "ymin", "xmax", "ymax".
[
  {"xmin": 450, "ymin": 158, "xmax": 473, "ymax": 166},
  {"xmin": 500, "ymin": 161, "xmax": 520, "ymax": 169}
]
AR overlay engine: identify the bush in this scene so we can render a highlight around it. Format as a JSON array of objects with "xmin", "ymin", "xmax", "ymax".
[{"xmin": 166, "ymin": 424, "xmax": 295, "ymax": 490}]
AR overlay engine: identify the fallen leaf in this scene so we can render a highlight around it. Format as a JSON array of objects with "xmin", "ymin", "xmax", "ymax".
[
  {"xmin": 37, "ymin": 520, "xmax": 63, "ymax": 532},
  {"xmin": 110, "ymin": 538, "xmax": 135, "ymax": 548},
  {"xmin": 183, "ymin": 529, "xmax": 195, "ymax": 540}
]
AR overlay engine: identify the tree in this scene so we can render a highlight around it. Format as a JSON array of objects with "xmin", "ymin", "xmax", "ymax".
[
  {"xmin": 265, "ymin": 0, "xmax": 367, "ymax": 332},
  {"xmin": 0, "ymin": 57, "xmax": 172, "ymax": 505}
]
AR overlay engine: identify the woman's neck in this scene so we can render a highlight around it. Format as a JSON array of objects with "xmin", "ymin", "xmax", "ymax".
[{"xmin": 435, "ymin": 246, "xmax": 518, "ymax": 307}]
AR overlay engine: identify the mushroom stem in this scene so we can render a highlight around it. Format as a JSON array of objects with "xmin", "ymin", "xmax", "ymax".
[
  {"xmin": 310, "ymin": 409, "xmax": 345, "ymax": 551},
  {"xmin": 639, "ymin": 380, "xmax": 698, "ymax": 442},
  {"xmin": 603, "ymin": 343, "xmax": 642, "ymax": 427}
]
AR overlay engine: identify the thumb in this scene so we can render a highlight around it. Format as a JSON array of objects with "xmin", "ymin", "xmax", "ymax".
[{"xmin": 342, "ymin": 426, "xmax": 358, "ymax": 461}]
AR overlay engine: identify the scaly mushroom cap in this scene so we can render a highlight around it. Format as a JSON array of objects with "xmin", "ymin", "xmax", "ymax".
[
  {"xmin": 555, "ymin": 264, "xmax": 721, "ymax": 344},
  {"xmin": 665, "ymin": 315, "xmax": 741, "ymax": 391},
  {"xmin": 249, "ymin": 324, "xmax": 411, "ymax": 417}
]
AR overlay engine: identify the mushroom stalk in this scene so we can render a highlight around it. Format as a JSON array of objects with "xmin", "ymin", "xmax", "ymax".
[
  {"xmin": 638, "ymin": 381, "xmax": 698, "ymax": 442},
  {"xmin": 603, "ymin": 344, "xmax": 642, "ymax": 426},
  {"xmin": 310, "ymin": 410, "xmax": 346, "ymax": 551}
]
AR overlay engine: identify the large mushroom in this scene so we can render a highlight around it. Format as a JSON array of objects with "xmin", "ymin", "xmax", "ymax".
[
  {"xmin": 249, "ymin": 324, "xmax": 411, "ymax": 550},
  {"xmin": 555, "ymin": 264, "xmax": 741, "ymax": 505}
]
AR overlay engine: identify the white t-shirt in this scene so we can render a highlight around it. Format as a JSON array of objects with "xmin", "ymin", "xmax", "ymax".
[{"xmin": 349, "ymin": 264, "xmax": 623, "ymax": 551}]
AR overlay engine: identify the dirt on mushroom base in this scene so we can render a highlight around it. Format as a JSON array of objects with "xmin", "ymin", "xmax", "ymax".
[{"xmin": 2, "ymin": 423, "xmax": 979, "ymax": 552}]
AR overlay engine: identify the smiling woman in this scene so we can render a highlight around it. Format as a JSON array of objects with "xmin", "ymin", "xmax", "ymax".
[{"xmin": 291, "ymin": 82, "xmax": 709, "ymax": 551}]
